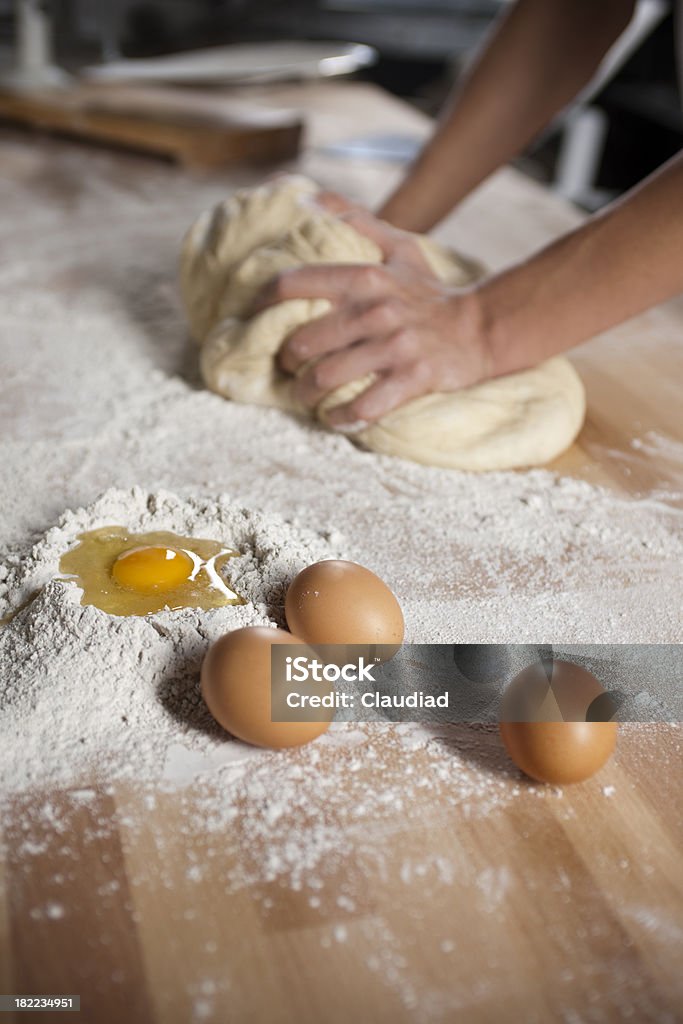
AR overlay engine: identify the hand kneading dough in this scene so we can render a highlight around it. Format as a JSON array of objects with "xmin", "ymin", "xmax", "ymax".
[{"xmin": 180, "ymin": 176, "xmax": 585, "ymax": 471}]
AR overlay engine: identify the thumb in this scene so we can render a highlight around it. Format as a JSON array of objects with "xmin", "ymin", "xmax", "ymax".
[
  {"xmin": 315, "ymin": 190, "xmax": 359, "ymax": 217},
  {"xmin": 317, "ymin": 191, "xmax": 431, "ymax": 272},
  {"xmin": 315, "ymin": 191, "xmax": 400, "ymax": 258},
  {"xmin": 340, "ymin": 211, "xmax": 407, "ymax": 262}
]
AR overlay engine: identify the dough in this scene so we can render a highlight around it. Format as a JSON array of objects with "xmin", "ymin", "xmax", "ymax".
[
  {"xmin": 318, "ymin": 357, "xmax": 584, "ymax": 470},
  {"xmin": 180, "ymin": 176, "xmax": 585, "ymax": 470}
]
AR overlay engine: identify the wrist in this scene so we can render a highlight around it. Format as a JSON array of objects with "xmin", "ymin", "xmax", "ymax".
[
  {"xmin": 378, "ymin": 193, "xmax": 426, "ymax": 233},
  {"xmin": 378, "ymin": 170, "xmax": 451, "ymax": 234},
  {"xmin": 470, "ymin": 270, "xmax": 541, "ymax": 380},
  {"xmin": 451, "ymin": 285, "xmax": 504, "ymax": 383}
]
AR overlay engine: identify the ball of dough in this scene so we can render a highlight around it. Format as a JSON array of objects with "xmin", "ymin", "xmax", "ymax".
[
  {"xmin": 181, "ymin": 175, "xmax": 319, "ymax": 342},
  {"xmin": 200, "ymin": 298, "xmax": 331, "ymax": 412},
  {"xmin": 318, "ymin": 357, "xmax": 585, "ymax": 471},
  {"xmin": 179, "ymin": 176, "xmax": 586, "ymax": 471}
]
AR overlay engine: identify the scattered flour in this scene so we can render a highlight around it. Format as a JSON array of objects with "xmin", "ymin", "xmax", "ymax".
[
  {"xmin": 1, "ymin": 478, "xmax": 680, "ymax": 926},
  {"xmin": 2, "ymin": 135, "xmax": 682, "ymax": 1023}
]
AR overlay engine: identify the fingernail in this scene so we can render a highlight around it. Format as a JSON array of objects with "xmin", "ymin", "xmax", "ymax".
[{"xmin": 329, "ymin": 417, "xmax": 369, "ymax": 435}]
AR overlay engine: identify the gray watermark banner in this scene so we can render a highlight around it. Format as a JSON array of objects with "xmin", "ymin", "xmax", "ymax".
[{"xmin": 270, "ymin": 644, "xmax": 682, "ymax": 723}]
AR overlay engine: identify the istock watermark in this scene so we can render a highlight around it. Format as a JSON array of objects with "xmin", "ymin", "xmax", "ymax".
[
  {"xmin": 270, "ymin": 644, "xmax": 682, "ymax": 724},
  {"xmin": 285, "ymin": 654, "xmax": 378, "ymax": 684}
]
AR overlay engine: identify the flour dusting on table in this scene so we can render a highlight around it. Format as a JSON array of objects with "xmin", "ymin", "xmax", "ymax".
[{"xmin": 2, "ymin": 138, "xmax": 682, "ymax": 1022}]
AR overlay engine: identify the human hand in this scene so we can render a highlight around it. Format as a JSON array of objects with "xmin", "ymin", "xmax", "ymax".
[{"xmin": 254, "ymin": 193, "xmax": 492, "ymax": 426}]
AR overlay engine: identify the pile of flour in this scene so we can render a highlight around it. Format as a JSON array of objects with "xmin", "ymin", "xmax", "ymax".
[{"xmin": 0, "ymin": 487, "xmax": 343, "ymax": 795}]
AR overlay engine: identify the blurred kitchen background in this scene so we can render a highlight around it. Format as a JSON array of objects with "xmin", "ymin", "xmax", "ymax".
[{"xmin": 0, "ymin": 0, "xmax": 681, "ymax": 209}]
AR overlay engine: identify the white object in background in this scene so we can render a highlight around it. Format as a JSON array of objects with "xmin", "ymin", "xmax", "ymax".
[
  {"xmin": 553, "ymin": 0, "xmax": 669, "ymax": 206},
  {"xmin": 555, "ymin": 107, "xmax": 614, "ymax": 212},
  {"xmin": 81, "ymin": 41, "xmax": 376, "ymax": 86},
  {"xmin": 2, "ymin": 0, "xmax": 71, "ymax": 90}
]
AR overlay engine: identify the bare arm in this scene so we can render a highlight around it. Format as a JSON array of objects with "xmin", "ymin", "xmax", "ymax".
[
  {"xmin": 260, "ymin": 152, "xmax": 683, "ymax": 425},
  {"xmin": 481, "ymin": 151, "xmax": 683, "ymax": 375},
  {"xmin": 254, "ymin": 0, "xmax": 680, "ymax": 425},
  {"xmin": 379, "ymin": 0, "xmax": 636, "ymax": 232}
]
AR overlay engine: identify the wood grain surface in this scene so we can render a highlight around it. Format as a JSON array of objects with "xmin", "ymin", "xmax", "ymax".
[{"xmin": 0, "ymin": 82, "xmax": 681, "ymax": 1024}]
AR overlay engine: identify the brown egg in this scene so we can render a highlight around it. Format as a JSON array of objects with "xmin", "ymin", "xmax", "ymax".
[
  {"xmin": 499, "ymin": 659, "xmax": 619, "ymax": 724},
  {"xmin": 200, "ymin": 626, "xmax": 333, "ymax": 749},
  {"xmin": 285, "ymin": 560, "xmax": 404, "ymax": 660},
  {"xmin": 499, "ymin": 721, "xmax": 618, "ymax": 784}
]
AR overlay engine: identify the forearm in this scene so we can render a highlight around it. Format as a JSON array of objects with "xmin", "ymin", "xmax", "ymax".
[
  {"xmin": 478, "ymin": 151, "xmax": 683, "ymax": 375},
  {"xmin": 259, "ymin": 151, "xmax": 680, "ymax": 424},
  {"xmin": 380, "ymin": 0, "xmax": 635, "ymax": 233}
]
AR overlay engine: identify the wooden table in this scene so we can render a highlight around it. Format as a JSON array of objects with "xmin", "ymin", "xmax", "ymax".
[{"xmin": 0, "ymin": 82, "xmax": 681, "ymax": 1024}]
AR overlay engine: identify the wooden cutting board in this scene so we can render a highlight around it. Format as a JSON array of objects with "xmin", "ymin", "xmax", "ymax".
[{"xmin": 0, "ymin": 83, "xmax": 303, "ymax": 169}]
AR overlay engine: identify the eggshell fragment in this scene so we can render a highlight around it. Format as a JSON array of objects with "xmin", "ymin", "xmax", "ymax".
[{"xmin": 201, "ymin": 626, "xmax": 332, "ymax": 749}]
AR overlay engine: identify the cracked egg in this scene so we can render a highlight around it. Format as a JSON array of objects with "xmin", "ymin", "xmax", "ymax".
[{"xmin": 58, "ymin": 526, "xmax": 242, "ymax": 616}]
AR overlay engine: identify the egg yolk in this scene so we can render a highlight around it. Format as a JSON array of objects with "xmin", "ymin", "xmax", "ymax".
[{"xmin": 111, "ymin": 546, "xmax": 194, "ymax": 593}]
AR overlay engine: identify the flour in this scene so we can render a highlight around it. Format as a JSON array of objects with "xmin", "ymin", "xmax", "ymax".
[
  {"xmin": 0, "ymin": 487, "xmax": 342, "ymax": 796},
  {"xmin": 2, "ymin": 134, "xmax": 682, "ymax": 1021}
]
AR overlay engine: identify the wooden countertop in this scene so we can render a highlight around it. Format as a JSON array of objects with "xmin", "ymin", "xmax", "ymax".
[{"xmin": 0, "ymin": 82, "xmax": 681, "ymax": 1024}]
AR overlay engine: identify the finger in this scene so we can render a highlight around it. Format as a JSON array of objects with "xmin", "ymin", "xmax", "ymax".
[
  {"xmin": 279, "ymin": 300, "xmax": 403, "ymax": 374},
  {"xmin": 293, "ymin": 331, "xmax": 403, "ymax": 408},
  {"xmin": 315, "ymin": 190, "xmax": 402, "ymax": 259},
  {"xmin": 325, "ymin": 362, "xmax": 432, "ymax": 426},
  {"xmin": 316, "ymin": 191, "xmax": 359, "ymax": 216},
  {"xmin": 279, "ymin": 309, "xmax": 356, "ymax": 374},
  {"xmin": 335, "ymin": 207, "xmax": 432, "ymax": 275},
  {"xmin": 337, "ymin": 208, "xmax": 401, "ymax": 260},
  {"xmin": 253, "ymin": 263, "xmax": 390, "ymax": 312}
]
